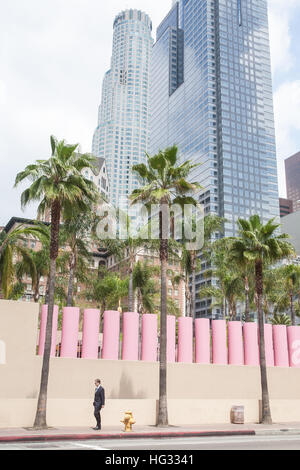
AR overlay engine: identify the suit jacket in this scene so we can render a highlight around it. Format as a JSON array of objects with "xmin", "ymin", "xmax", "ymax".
[{"xmin": 93, "ymin": 386, "xmax": 105, "ymax": 408}]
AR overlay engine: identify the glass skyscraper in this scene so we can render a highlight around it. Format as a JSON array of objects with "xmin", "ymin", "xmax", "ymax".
[
  {"xmin": 150, "ymin": 0, "xmax": 280, "ymax": 317},
  {"xmin": 92, "ymin": 9, "xmax": 153, "ymax": 209}
]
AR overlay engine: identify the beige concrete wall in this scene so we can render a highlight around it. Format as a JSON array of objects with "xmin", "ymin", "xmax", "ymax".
[{"xmin": 1, "ymin": 300, "xmax": 300, "ymax": 428}]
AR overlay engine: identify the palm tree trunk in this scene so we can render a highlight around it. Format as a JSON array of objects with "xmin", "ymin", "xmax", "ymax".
[
  {"xmin": 290, "ymin": 291, "xmax": 295, "ymax": 326},
  {"xmin": 33, "ymin": 276, "xmax": 40, "ymax": 303},
  {"xmin": 128, "ymin": 268, "xmax": 134, "ymax": 312},
  {"xmin": 185, "ymin": 279, "xmax": 191, "ymax": 318},
  {"xmin": 244, "ymin": 276, "xmax": 250, "ymax": 322},
  {"xmin": 66, "ymin": 257, "xmax": 75, "ymax": 307},
  {"xmin": 44, "ymin": 276, "xmax": 50, "ymax": 305},
  {"xmin": 158, "ymin": 238, "xmax": 168, "ymax": 426},
  {"xmin": 34, "ymin": 200, "xmax": 60, "ymax": 429},
  {"xmin": 157, "ymin": 201, "xmax": 168, "ymax": 427},
  {"xmin": 255, "ymin": 259, "xmax": 272, "ymax": 425},
  {"xmin": 191, "ymin": 252, "xmax": 196, "ymax": 320},
  {"xmin": 222, "ymin": 297, "xmax": 226, "ymax": 319}
]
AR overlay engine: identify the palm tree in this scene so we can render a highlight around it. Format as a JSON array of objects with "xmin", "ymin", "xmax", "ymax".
[
  {"xmin": 130, "ymin": 145, "xmax": 201, "ymax": 426},
  {"xmin": 203, "ymin": 237, "xmax": 243, "ymax": 319},
  {"xmin": 280, "ymin": 264, "xmax": 300, "ymax": 326},
  {"xmin": 196, "ymin": 215, "xmax": 224, "ymax": 319},
  {"xmin": 103, "ymin": 223, "xmax": 146, "ymax": 313},
  {"xmin": 14, "ymin": 226, "xmax": 51, "ymax": 303},
  {"xmin": 230, "ymin": 215, "xmax": 294, "ymax": 424},
  {"xmin": 133, "ymin": 261, "xmax": 160, "ymax": 314},
  {"xmin": 199, "ymin": 271, "xmax": 243, "ymax": 320},
  {"xmin": 0, "ymin": 223, "xmax": 47, "ymax": 299},
  {"xmin": 86, "ymin": 271, "xmax": 129, "ymax": 314},
  {"xmin": 60, "ymin": 212, "xmax": 97, "ymax": 307},
  {"xmin": 271, "ymin": 313, "xmax": 292, "ymax": 326},
  {"xmin": 15, "ymin": 136, "xmax": 98, "ymax": 429}
]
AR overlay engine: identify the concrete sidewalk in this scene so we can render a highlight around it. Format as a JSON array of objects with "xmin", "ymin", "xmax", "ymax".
[{"xmin": 1, "ymin": 423, "xmax": 300, "ymax": 443}]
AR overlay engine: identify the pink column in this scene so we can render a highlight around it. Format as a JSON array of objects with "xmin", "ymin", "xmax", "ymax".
[
  {"xmin": 243, "ymin": 323, "xmax": 259, "ymax": 366},
  {"xmin": 287, "ymin": 326, "xmax": 300, "ymax": 368},
  {"xmin": 60, "ymin": 307, "xmax": 80, "ymax": 358},
  {"xmin": 195, "ymin": 318, "xmax": 210, "ymax": 364},
  {"xmin": 102, "ymin": 311, "xmax": 120, "ymax": 360},
  {"xmin": 177, "ymin": 317, "xmax": 193, "ymax": 363},
  {"xmin": 212, "ymin": 320, "xmax": 228, "ymax": 365},
  {"xmin": 228, "ymin": 321, "xmax": 244, "ymax": 365},
  {"xmin": 167, "ymin": 315, "xmax": 176, "ymax": 363},
  {"xmin": 273, "ymin": 325, "xmax": 289, "ymax": 367},
  {"xmin": 38, "ymin": 305, "xmax": 59, "ymax": 357},
  {"xmin": 122, "ymin": 312, "xmax": 139, "ymax": 361},
  {"xmin": 141, "ymin": 314, "xmax": 158, "ymax": 362},
  {"xmin": 81, "ymin": 309, "xmax": 100, "ymax": 359},
  {"xmin": 264, "ymin": 324, "xmax": 274, "ymax": 367}
]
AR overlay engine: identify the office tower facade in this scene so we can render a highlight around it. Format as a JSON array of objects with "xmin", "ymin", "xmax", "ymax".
[
  {"xmin": 279, "ymin": 198, "xmax": 293, "ymax": 218},
  {"xmin": 92, "ymin": 10, "xmax": 153, "ymax": 209},
  {"xmin": 285, "ymin": 152, "xmax": 300, "ymax": 213},
  {"xmin": 150, "ymin": 0, "xmax": 279, "ymax": 317},
  {"xmin": 83, "ymin": 157, "xmax": 110, "ymax": 200}
]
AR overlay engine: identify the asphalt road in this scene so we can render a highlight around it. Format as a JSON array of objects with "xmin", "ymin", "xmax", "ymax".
[{"xmin": 0, "ymin": 435, "xmax": 300, "ymax": 450}]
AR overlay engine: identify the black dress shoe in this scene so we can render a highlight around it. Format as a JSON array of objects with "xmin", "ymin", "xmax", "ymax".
[{"xmin": 92, "ymin": 427, "xmax": 101, "ymax": 430}]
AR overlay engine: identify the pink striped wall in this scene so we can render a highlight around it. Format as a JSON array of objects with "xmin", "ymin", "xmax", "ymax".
[
  {"xmin": 228, "ymin": 321, "xmax": 244, "ymax": 366},
  {"xmin": 39, "ymin": 306, "xmax": 300, "ymax": 368},
  {"xmin": 212, "ymin": 320, "xmax": 228, "ymax": 365},
  {"xmin": 178, "ymin": 317, "xmax": 193, "ymax": 363},
  {"xmin": 102, "ymin": 311, "xmax": 120, "ymax": 360},
  {"xmin": 195, "ymin": 318, "xmax": 210, "ymax": 364},
  {"xmin": 167, "ymin": 315, "xmax": 176, "ymax": 363},
  {"xmin": 287, "ymin": 327, "xmax": 300, "ymax": 368},
  {"xmin": 141, "ymin": 314, "xmax": 157, "ymax": 362},
  {"xmin": 60, "ymin": 307, "xmax": 80, "ymax": 358},
  {"xmin": 243, "ymin": 322, "xmax": 259, "ymax": 366},
  {"xmin": 82, "ymin": 309, "xmax": 100, "ymax": 359},
  {"xmin": 273, "ymin": 325, "xmax": 289, "ymax": 367},
  {"xmin": 122, "ymin": 312, "xmax": 139, "ymax": 361}
]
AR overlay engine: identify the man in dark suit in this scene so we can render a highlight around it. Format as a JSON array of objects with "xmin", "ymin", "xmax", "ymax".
[{"xmin": 93, "ymin": 379, "xmax": 105, "ymax": 430}]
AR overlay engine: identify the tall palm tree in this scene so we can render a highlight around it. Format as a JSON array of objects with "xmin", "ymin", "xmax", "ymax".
[
  {"xmin": 15, "ymin": 136, "xmax": 98, "ymax": 429},
  {"xmin": 130, "ymin": 145, "xmax": 201, "ymax": 426},
  {"xmin": 0, "ymin": 224, "xmax": 47, "ymax": 299},
  {"xmin": 230, "ymin": 215, "xmax": 294, "ymax": 424}
]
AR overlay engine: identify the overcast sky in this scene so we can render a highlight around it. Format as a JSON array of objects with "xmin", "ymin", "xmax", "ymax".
[{"xmin": 1, "ymin": 0, "xmax": 300, "ymax": 226}]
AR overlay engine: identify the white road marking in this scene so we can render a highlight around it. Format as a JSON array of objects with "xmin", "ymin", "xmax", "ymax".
[
  {"xmin": 92, "ymin": 434, "xmax": 300, "ymax": 448},
  {"xmin": 73, "ymin": 442, "xmax": 109, "ymax": 450}
]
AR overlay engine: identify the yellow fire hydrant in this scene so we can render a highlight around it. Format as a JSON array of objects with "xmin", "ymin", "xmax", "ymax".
[{"xmin": 121, "ymin": 411, "xmax": 136, "ymax": 432}]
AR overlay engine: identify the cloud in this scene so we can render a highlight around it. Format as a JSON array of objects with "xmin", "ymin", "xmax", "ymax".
[
  {"xmin": 274, "ymin": 80, "xmax": 300, "ymax": 195},
  {"xmin": 268, "ymin": 0, "xmax": 300, "ymax": 196},
  {"xmin": 0, "ymin": 0, "xmax": 172, "ymax": 225},
  {"xmin": 268, "ymin": 0, "xmax": 297, "ymax": 75},
  {"xmin": 0, "ymin": 80, "xmax": 6, "ymax": 106}
]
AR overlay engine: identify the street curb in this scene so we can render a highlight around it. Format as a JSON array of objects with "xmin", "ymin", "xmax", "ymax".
[
  {"xmin": 0, "ymin": 430, "xmax": 256, "ymax": 443},
  {"xmin": 255, "ymin": 429, "xmax": 300, "ymax": 437}
]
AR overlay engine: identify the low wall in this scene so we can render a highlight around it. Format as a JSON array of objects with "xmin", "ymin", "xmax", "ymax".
[{"xmin": 1, "ymin": 300, "xmax": 300, "ymax": 428}]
